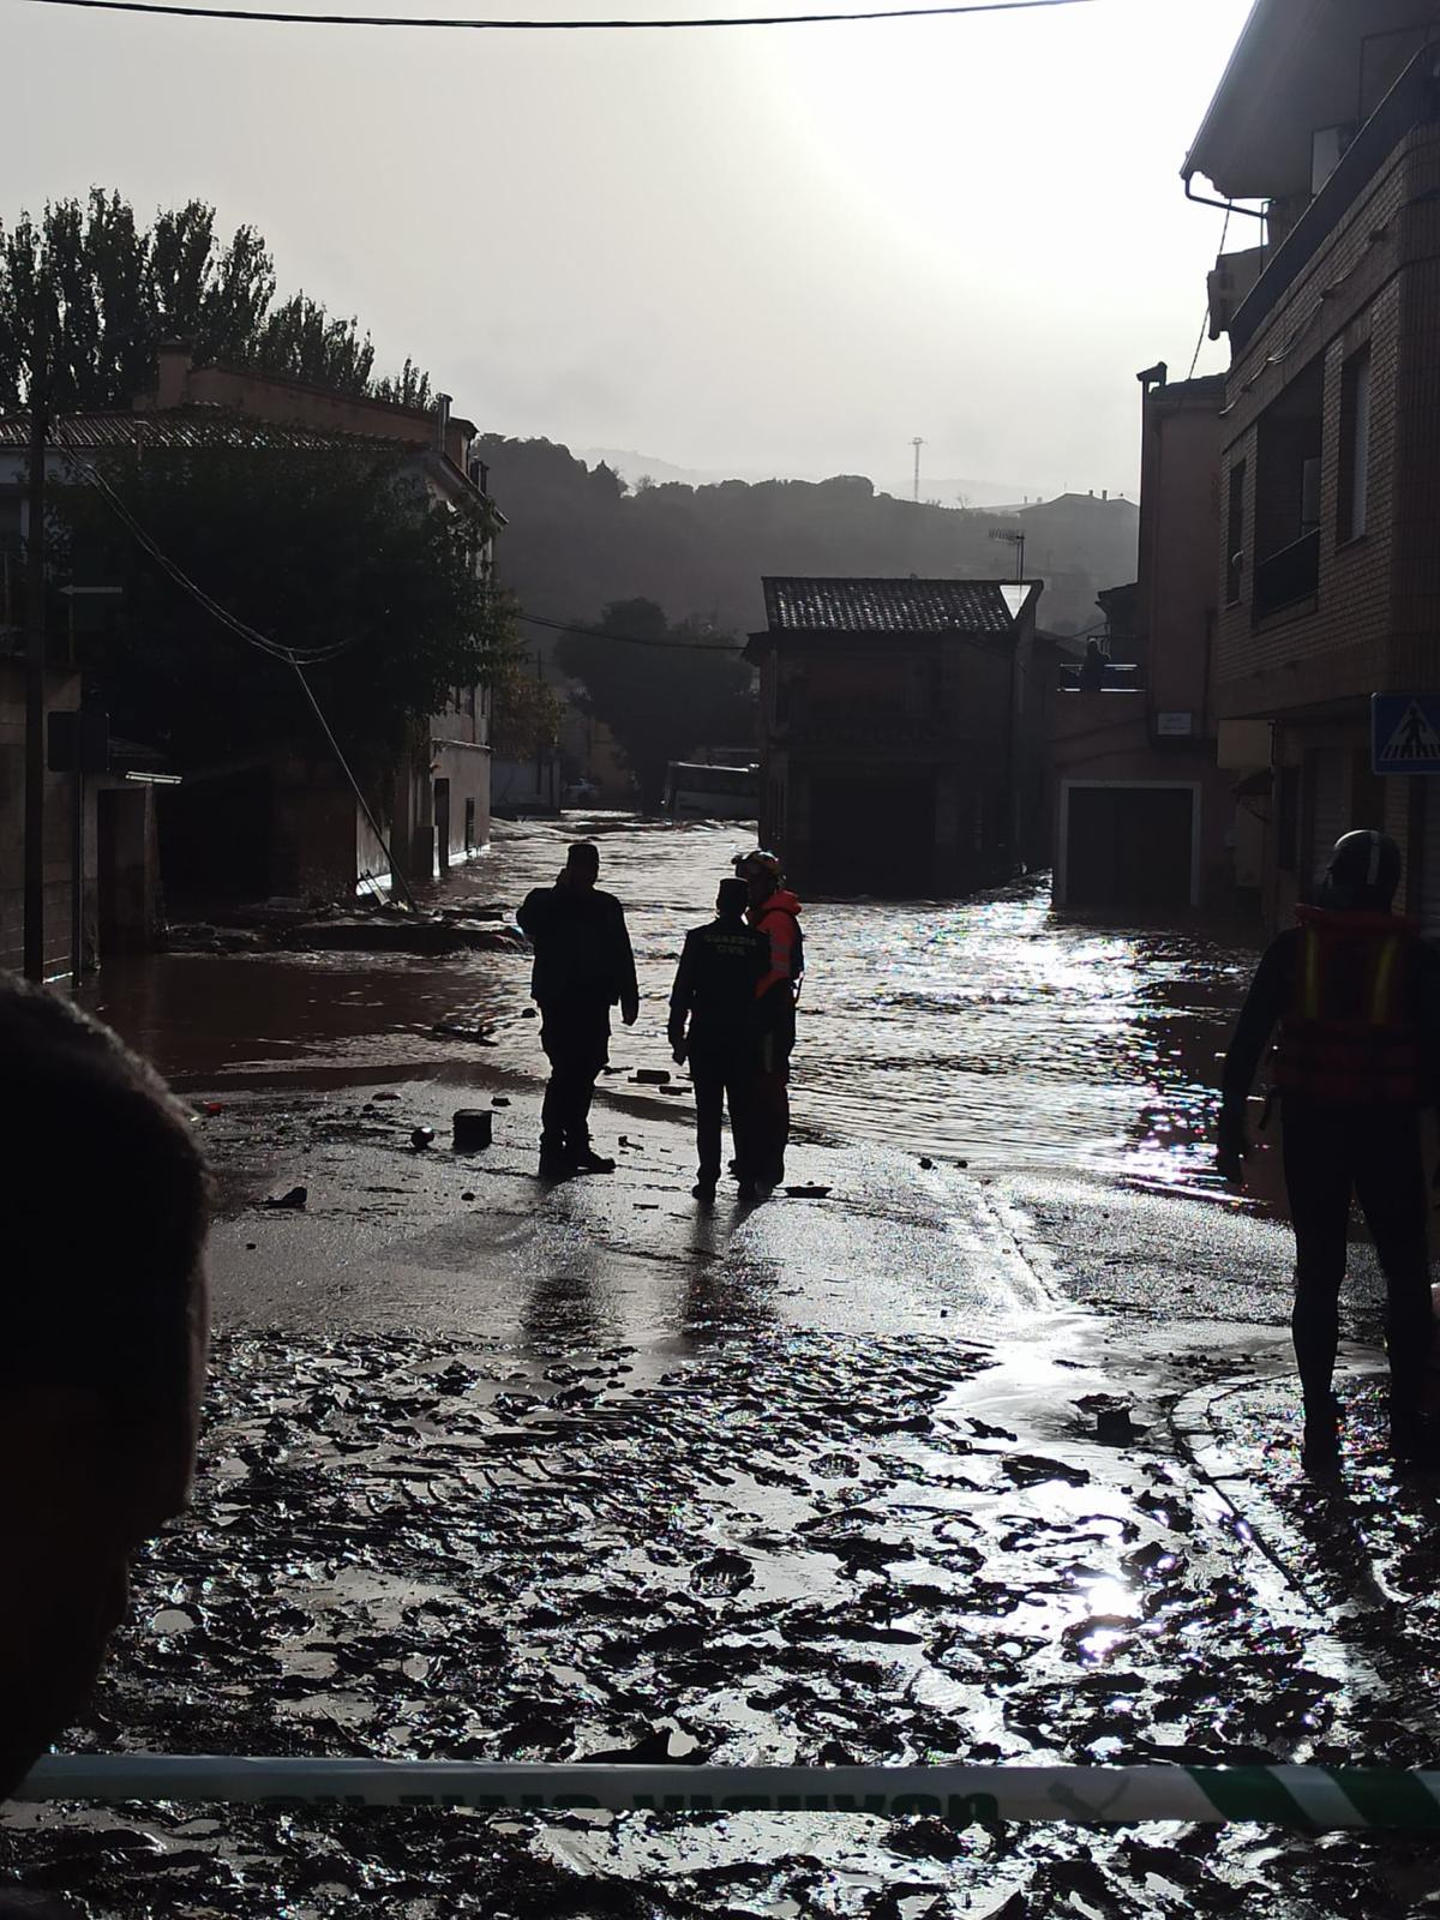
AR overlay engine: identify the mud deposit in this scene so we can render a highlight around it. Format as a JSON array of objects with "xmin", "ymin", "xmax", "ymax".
[{"xmin": 8, "ymin": 1335, "xmax": 1440, "ymax": 1915}]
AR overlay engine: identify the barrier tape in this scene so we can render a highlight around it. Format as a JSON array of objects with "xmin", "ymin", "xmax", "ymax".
[{"xmin": 18, "ymin": 1758, "xmax": 1440, "ymax": 1829}]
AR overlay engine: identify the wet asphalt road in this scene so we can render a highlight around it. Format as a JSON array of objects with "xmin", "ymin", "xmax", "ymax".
[{"xmin": 8, "ymin": 817, "xmax": 1439, "ymax": 1917}]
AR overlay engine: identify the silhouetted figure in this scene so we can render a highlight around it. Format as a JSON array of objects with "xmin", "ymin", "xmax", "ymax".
[
  {"xmin": 1078, "ymin": 639, "xmax": 1108, "ymax": 690},
  {"xmin": 668, "ymin": 877, "xmax": 769, "ymax": 1204},
  {"xmin": 517, "ymin": 840, "xmax": 639, "ymax": 1178},
  {"xmin": 1218, "ymin": 829, "xmax": 1440, "ymax": 1472},
  {"xmin": 0, "ymin": 979, "xmax": 210, "ymax": 1836},
  {"xmin": 733, "ymin": 850, "xmax": 805, "ymax": 1194}
]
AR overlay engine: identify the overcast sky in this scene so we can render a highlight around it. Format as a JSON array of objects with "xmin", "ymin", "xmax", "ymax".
[{"xmin": 4, "ymin": 0, "xmax": 1254, "ymax": 498}]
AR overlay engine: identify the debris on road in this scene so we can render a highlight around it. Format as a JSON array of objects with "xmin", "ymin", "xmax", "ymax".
[
  {"xmin": 452, "ymin": 1109, "xmax": 493, "ymax": 1151},
  {"xmin": 262, "ymin": 1186, "xmax": 307, "ymax": 1210}
]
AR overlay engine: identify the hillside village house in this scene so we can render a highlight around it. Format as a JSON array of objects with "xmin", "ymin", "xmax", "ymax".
[
  {"xmin": 1186, "ymin": 0, "xmax": 1440, "ymax": 929},
  {"xmin": 0, "ymin": 352, "xmax": 501, "ymax": 968},
  {"xmin": 1052, "ymin": 367, "xmax": 1263, "ymax": 912},
  {"xmin": 746, "ymin": 576, "xmax": 1047, "ymax": 898}
]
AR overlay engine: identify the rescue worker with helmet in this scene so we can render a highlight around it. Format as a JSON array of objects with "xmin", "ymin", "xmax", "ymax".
[
  {"xmin": 733, "ymin": 849, "xmax": 804, "ymax": 1191},
  {"xmin": 1218, "ymin": 828, "xmax": 1440, "ymax": 1472}
]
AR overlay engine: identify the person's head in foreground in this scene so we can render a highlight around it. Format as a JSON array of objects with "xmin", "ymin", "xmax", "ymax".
[
  {"xmin": 715, "ymin": 878, "xmax": 750, "ymax": 921},
  {"xmin": 0, "ymin": 979, "xmax": 210, "ymax": 1802},
  {"xmin": 563, "ymin": 841, "xmax": 600, "ymax": 890},
  {"xmin": 1317, "ymin": 828, "xmax": 1402, "ymax": 913}
]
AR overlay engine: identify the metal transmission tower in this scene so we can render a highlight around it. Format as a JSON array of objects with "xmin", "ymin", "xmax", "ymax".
[{"xmin": 911, "ymin": 437, "xmax": 924, "ymax": 504}]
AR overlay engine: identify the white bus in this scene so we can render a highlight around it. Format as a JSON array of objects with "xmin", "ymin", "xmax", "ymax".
[{"xmin": 662, "ymin": 761, "xmax": 759, "ymax": 820}]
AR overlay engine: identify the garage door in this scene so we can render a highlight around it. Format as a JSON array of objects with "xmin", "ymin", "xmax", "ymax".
[{"xmin": 1064, "ymin": 785, "xmax": 1195, "ymax": 911}]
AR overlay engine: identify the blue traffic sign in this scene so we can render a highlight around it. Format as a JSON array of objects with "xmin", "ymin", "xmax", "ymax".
[{"xmin": 1372, "ymin": 693, "xmax": 1440, "ymax": 774}]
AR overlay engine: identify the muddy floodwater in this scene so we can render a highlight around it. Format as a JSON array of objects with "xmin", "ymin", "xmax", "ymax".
[
  {"xmin": 19, "ymin": 814, "xmax": 1440, "ymax": 1917},
  {"xmin": 86, "ymin": 814, "xmax": 1260, "ymax": 1201}
]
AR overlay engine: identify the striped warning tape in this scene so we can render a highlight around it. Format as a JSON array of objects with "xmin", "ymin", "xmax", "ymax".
[{"xmin": 18, "ymin": 1758, "xmax": 1440, "ymax": 1829}]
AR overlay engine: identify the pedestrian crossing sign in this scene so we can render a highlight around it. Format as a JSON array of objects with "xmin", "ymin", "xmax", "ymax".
[{"xmin": 1372, "ymin": 693, "xmax": 1440, "ymax": 774}]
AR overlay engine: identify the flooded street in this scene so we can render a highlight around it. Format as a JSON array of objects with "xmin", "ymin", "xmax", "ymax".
[
  {"xmin": 14, "ymin": 815, "xmax": 1440, "ymax": 1918},
  {"xmin": 86, "ymin": 813, "xmax": 1260, "ymax": 1200}
]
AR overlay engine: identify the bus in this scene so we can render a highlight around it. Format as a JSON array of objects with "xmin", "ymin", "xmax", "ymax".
[{"xmin": 662, "ymin": 761, "xmax": 759, "ymax": 820}]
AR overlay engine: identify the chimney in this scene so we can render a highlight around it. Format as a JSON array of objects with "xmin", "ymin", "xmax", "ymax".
[
  {"xmin": 154, "ymin": 341, "xmax": 193, "ymax": 411},
  {"xmin": 434, "ymin": 392, "xmax": 452, "ymax": 455},
  {"xmin": 1102, "ymin": 488, "xmax": 1108, "ymax": 501}
]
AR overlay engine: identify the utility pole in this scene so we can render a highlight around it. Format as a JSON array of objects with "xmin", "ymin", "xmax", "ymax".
[
  {"xmin": 911, "ymin": 437, "xmax": 924, "ymax": 505},
  {"xmin": 23, "ymin": 292, "xmax": 50, "ymax": 982}
]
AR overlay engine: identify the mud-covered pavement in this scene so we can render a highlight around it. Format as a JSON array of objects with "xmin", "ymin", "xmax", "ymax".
[{"xmin": 8, "ymin": 819, "xmax": 1440, "ymax": 1915}]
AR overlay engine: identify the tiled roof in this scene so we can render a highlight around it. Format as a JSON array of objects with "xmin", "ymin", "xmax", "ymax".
[
  {"xmin": 0, "ymin": 408, "xmax": 405, "ymax": 453},
  {"xmin": 762, "ymin": 577, "xmax": 1023, "ymax": 635}
]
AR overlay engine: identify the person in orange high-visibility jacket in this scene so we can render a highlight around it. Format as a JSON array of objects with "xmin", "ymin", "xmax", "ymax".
[
  {"xmin": 733, "ymin": 850, "xmax": 804, "ymax": 1195},
  {"xmin": 1219, "ymin": 829, "xmax": 1440, "ymax": 1473}
]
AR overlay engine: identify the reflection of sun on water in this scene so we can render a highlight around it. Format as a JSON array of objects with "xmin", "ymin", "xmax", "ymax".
[{"xmin": 1073, "ymin": 1573, "xmax": 1140, "ymax": 1662}]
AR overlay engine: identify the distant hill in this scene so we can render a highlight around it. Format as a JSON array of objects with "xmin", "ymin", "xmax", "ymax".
[
  {"xmin": 582, "ymin": 446, "xmax": 1043, "ymax": 512},
  {"xmin": 482, "ymin": 437, "xmax": 1138, "ymax": 642}
]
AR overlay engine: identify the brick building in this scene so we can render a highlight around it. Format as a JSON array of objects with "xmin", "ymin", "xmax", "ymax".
[
  {"xmin": 1184, "ymin": 0, "xmax": 1440, "ymax": 928},
  {"xmin": 746, "ymin": 576, "xmax": 1044, "ymax": 897},
  {"xmin": 1053, "ymin": 368, "xmax": 1260, "ymax": 911}
]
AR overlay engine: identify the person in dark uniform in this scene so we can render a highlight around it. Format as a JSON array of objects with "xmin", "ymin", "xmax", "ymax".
[
  {"xmin": 516, "ymin": 841, "xmax": 639, "ymax": 1179},
  {"xmin": 1218, "ymin": 828, "xmax": 1440, "ymax": 1472},
  {"xmin": 668, "ymin": 878, "xmax": 769, "ymax": 1204},
  {"xmin": 733, "ymin": 850, "xmax": 805, "ymax": 1191}
]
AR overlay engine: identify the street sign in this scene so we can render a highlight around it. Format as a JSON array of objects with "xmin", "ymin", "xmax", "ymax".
[{"xmin": 1372, "ymin": 693, "xmax": 1440, "ymax": 774}]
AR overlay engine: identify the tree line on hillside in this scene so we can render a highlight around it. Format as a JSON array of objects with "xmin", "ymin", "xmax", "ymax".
[
  {"xmin": 553, "ymin": 600, "xmax": 754, "ymax": 811},
  {"xmin": 476, "ymin": 434, "xmax": 1139, "ymax": 643}
]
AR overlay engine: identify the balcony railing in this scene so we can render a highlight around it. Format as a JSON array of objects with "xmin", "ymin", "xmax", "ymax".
[{"xmin": 1253, "ymin": 528, "xmax": 1319, "ymax": 620}]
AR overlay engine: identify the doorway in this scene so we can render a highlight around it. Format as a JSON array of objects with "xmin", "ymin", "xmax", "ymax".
[
  {"xmin": 434, "ymin": 778, "xmax": 451, "ymax": 876},
  {"xmin": 1062, "ymin": 783, "xmax": 1196, "ymax": 910}
]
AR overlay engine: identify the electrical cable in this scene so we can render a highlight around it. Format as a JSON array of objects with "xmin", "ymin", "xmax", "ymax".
[
  {"xmin": 288, "ymin": 657, "xmax": 418, "ymax": 907},
  {"xmin": 60, "ymin": 448, "xmax": 352, "ymax": 663},
  {"xmin": 56, "ymin": 445, "xmax": 419, "ymax": 904},
  {"xmin": 24, "ymin": 0, "xmax": 1098, "ymax": 30},
  {"xmin": 516, "ymin": 609, "xmax": 744, "ymax": 651},
  {"xmin": 1186, "ymin": 203, "xmax": 1230, "ymax": 383}
]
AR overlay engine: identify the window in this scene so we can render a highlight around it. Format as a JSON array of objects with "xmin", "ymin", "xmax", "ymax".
[
  {"xmin": 1253, "ymin": 356, "xmax": 1323, "ymax": 617},
  {"xmin": 1337, "ymin": 345, "xmax": 1371, "ymax": 543},
  {"xmin": 1225, "ymin": 461, "xmax": 1246, "ymax": 604}
]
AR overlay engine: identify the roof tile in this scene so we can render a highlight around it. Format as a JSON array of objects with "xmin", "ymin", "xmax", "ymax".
[{"xmin": 762, "ymin": 577, "xmax": 1020, "ymax": 635}]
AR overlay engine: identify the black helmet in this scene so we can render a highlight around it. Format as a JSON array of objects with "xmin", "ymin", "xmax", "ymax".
[{"xmin": 1321, "ymin": 829, "xmax": 1402, "ymax": 910}]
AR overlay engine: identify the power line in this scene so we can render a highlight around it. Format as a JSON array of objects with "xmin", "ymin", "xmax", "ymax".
[
  {"xmin": 517, "ymin": 609, "xmax": 744, "ymax": 650},
  {"xmin": 24, "ymin": 0, "xmax": 1097, "ymax": 30},
  {"xmin": 70, "ymin": 457, "xmax": 351, "ymax": 664},
  {"xmin": 1185, "ymin": 203, "xmax": 1230, "ymax": 383},
  {"xmin": 60, "ymin": 448, "xmax": 417, "ymax": 902}
]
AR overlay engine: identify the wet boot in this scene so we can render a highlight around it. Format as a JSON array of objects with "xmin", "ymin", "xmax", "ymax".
[
  {"xmin": 1300, "ymin": 1391, "xmax": 1342, "ymax": 1476},
  {"xmin": 569, "ymin": 1141, "xmax": 616, "ymax": 1174},
  {"xmin": 1389, "ymin": 1399, "xmax": 1440, "ymax": 1467},
  {"xmin": 538, "ymin": 1142, "xmax": 571, "ymax": 1180}
]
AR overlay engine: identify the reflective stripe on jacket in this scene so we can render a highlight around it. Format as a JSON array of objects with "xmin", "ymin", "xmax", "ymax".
[
  {"xmin": 750, "ymin": 889, "xmax": 803, "ymax": 1003},
  {"xmin": 1274, "ymin": 905, "xmax": 1424, "ymax": 1104}
]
